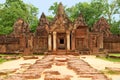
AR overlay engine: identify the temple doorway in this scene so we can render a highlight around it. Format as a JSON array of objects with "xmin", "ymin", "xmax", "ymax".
[{"xmin": 57, "ymin": 33, "xmax": 66, "ymax": 50}]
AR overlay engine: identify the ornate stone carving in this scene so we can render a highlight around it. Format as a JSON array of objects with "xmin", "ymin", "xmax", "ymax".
[
  {"xmin": 0, "ymin": 2, "xmax": 120, "ymax": 54},
  {"xmin": 74, "ymin": 13, "xmax": 87, "ymax": 29},
  {"xmin": 50, "ymin": 3, "xmax": 72, "ymax": 32},
  {"xmin": 36, "ymin": 13, "xmax": 49, "ymax": 36},
  {"xmin": 13, "ymin": 18, "xmax": 30, "ymax": 36},
  {"xmin": 93, "ymin": 17, "xmax": 111, "ymax": 37}
]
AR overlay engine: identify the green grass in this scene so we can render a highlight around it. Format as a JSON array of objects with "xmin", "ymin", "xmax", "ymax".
[
  {"xmin": 0, "ymin": 58, "xmax": 7, "ymax": 64},
  {"xmin": 0, "ymin": 54, "xmax": 21, "ymax": 64},
  {"xmin": 100, "ymin": 57, "xmax": 120, "ymax": 62},
  {"xmin": 101, "ymin": 69, "xmax": 120, "ymax": 75},
  {"xmin": 109, "ymin": 53, "xmax": 120, "ymax": 57},
  {"xmin": 97, "ymin": 53, "xmax": 120, "ymax": 62}
]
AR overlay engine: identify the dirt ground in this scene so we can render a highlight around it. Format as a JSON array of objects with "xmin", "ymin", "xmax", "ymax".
[
  {"xmin": 0, "ymin": 55, "xmax": 120, "ymax": 80},
  {"xmin": 80, "ymin": 55, "xmax": 120, "ymax": 80}
]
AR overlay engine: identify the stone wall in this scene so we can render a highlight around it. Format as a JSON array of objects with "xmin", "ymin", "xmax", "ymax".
[
  {"xmin": 88, "ymin": 32, "xmax": 103, "ymax": 54},
  {"xmin": 0, "ymin": 35, "xmax": 20, "ymax": 53},
  {"xmin": 33, "ymin": 36, "xmax": 48, "ymax": 53},
  {"xmin": 104, "ymin": 35, "xmax": 120, "ymax": 53}
]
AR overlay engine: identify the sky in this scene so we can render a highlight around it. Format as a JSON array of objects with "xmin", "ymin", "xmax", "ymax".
[
  {"xmin": 0, "ymin": 0, "xmax": 91, "ymax": 17},
  {"xmin": 0, "ymin": 0, "xmax": 119, "ymax": 21}
]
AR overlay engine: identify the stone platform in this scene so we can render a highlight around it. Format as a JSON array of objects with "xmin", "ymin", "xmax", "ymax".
[
  {"xmin": 2, "ymin": 55, "xmax": 110, "ymax": 80},
  {"xmin": 45, "ymin": 51, "xmax": 80, "ymax": 56}
]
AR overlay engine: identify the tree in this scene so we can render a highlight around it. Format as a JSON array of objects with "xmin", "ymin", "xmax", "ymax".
[
  {"xmin": 66, "ymin": 2, "xmax": 104, "ymax": 27},
  {"xmin": 111, "ymin": 21, "xmax": 120, "ymax": 34},
  {"xmin": 92, "ymin": 0, "xmax": 120, "ymax": 24},
  {"xmin": 92, "ymin": 0, "xmax": 120, "ymax": 34},
  {"xmin": 49, "ymin": 2, "xmax": 104, "ymax": 27},
  {"xmin": 48, "ymin": 2, "xmax": 59, "ymax": 16},
  {"xmin": 26, "ymin": 4, "xmax": 39, "ymax": 32},
  {"xmin": 48, "ymin": 1, "xmax": 120, "ymax": 34},
  {"xmin": 0, "ymin": 0, "xmax": 38, "ymax": 34},
  {"xmin": 48, "ymin": 2, "xmax": 67, "ymax": 22}
]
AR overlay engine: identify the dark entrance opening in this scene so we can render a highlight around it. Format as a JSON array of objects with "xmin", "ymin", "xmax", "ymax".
[
  {"xmin": 57, "ymin": 33, "xmax": 66, "ymax": 50},
  {"xmin": 58, "ymin": 38, "xmax": 65, "ymax": 49},
  {"xmin": 60, "ymin": 38, "xmax": 64, "ymax": 44}
]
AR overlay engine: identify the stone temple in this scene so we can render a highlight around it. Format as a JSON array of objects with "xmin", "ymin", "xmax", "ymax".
[{"xmin": 0, "ymin": 3, "xmax": 120, "ymax": 55}]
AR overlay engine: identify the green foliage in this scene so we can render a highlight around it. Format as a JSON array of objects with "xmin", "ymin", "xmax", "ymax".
[
  {"xmin": 99, "ymin": 56, "xmax": 120, "ymax": 62},
  {"xmin": 0, "ymin": 26, "xmax": 13, "ymax": 34},
  {"xmin": 49, "ymin": 2, "xmax": 59, "ymax": 15},
  {"xmin": 46, "ymin": 15, "xmax": 54, "ymax": 21},
  {"xmin": 67, "ymin": 2, "xmax": 104, "ymax": 27},
  {"xmin": 49, "ymin": 1, "xmax": 120, "ymax": 34},
  {"xmin": 26, "ymin": 4, "xmax": 39, "ymax": 32},
  {"xmin": 110, "ymin": 21, "xmax": 120, "ymax": 34},
  {"xmin": 0, "ymin": 0, "xmax": 38, "ymax": 34}
]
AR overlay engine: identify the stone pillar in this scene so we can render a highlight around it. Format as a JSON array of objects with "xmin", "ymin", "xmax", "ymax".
[
  {"xmin": 72, "ymin": 30, "xmax": 75, "ymax": 50},
  {"xmin": 67, "ymin": 31, "xmax": 70, "ymax": 50},
  {"xmin": 53, "ymin": 32, "xmax": 56, "ymax": 51},
  {"xmin": 100, "ymin": 33, "xmax": 103, "ymax": 49},
  {"xmin": 48, "ymin": 33, "xmax": 52, "ymax": 51}
]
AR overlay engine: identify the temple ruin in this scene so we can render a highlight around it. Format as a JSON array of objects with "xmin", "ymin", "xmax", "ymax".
[{"xmin": 0, "ymin": 3, "xmax": 120, "ymax": 55}]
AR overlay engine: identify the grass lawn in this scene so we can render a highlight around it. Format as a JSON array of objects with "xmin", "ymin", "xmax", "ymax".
[
  {"xmin": 98, "ymin": 53, "xmax": 120, "ymax": 62},
  {"xmin": 102, "ymin": 57, "xmax": 120, "ymax": 62},
  {"xmin": 0, "ymin": 58, "xmax": 7, "ymax": 64},
  {"xmin": 109, "ymin": 53, "xmax": 120, "ymax": 57},
  {"xmin": 0, "ymin": 53, "xmax": 21, "ymax": 64},
  {"xmin": 102, "ymin": 69, "xmax": 120, "ymax": 75}
]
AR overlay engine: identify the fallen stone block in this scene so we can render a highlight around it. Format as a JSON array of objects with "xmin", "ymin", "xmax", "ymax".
[
  {"xmin": 105, "ymin": 67, "xmax": 120, "ymax": 72},
  {"xmin": 4, "ymin": 75, "xmax": 25, "ymax": 80},
  {"xmin": 44, "ymin": 75, "xmax": 71, "ymax": 80},
  {"xmin": 54, "ymin": 57, "xmax": 67, "ymax": 62},
  {"xmin": 43, "ymin": 70, "xmax": 60, "ymax": 75},
  {"xmin": 23, "ymin": 56, "xmax": 38, "ymax": 60},
  {"xmin": 0, "ymin": 69, "xmax": 17, "ymax": 75},
  {"xmin": 17, "ymin": 72, "xmax": 41, "ymax": 79},
  {"xmin": 55, "ymin": 62, "xmax": 66, "ymax": 66}
]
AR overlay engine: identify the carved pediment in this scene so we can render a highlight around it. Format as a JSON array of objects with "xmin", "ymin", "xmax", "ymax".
[
  {"xmin": 13, "ymin": 18, "xmax": 30, "ymax": 36},
  {"xmin": 36, "ymin": 13, "xmax": 49, "ymax": 36},
  {"xmin": 74, "ymin": 13, "xmax": 87, "ymax": 29},
  {"xmin": 93, "ymin": 17, "xmax": 111, "ymax": 37},
  {"xmin": 50, "ymin": 3, "xmax": 72, "ymax": 32},
  {"xmin": 36, "ymin": 26, "xmax": 48, "ymax": 36},
  {"xmin": 38, "ymin": 13, "xmax": 49, "ymax": 26}
]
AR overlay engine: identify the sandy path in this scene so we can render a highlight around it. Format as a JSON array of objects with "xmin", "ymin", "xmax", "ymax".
[
  {"xmin": 0, "ymin": 56, "xmax": 43, "ymax": 70},
  {"xmin": 0, "ymin": 55, "xmax": 120, "ymax": 80},
  {"xmin": 80, "ymin": 55, "xmax": 120, "ymax": 70},
  {"xmin": 80, "ymin": 55, "xmax": 120, "ymax": 80},
  {"xmin": 41, "ymin": 64, "xmax": 88, "ymax": 80},
  {"xmin": 37, "ymin": 65, "xmax": 83, "ymax": 80}
]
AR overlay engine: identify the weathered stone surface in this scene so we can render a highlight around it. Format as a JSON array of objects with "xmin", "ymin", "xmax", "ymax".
[
  {"xmin": 18, "ymin": 73, "xmax": 41, "ymax": 79},
  {"xmin": 0, "ymin": 2, "xmax": 120, "ymax": 54},
  {"xmin": 23, "ymin": 56, "xmax": 38, "ymax": 60},
  {"xmin": 54, "ymin": 57, "xmax": 67, "ymax": 62},
  {"xmin": 55, "ymin": 62, "xmax": 66, "ymax": 66},
  {"xmin": 2, "ymin": 55, "xmax": 110, "ymax": 80},
  {"xmin": 93, "ymin": 17, "xmax": 111, "ymax": 37},
  {"xmin": 0, "ymin": 69, "xmax": 17, "ymax": 75},
  {"xmin": 44, "ymin": 74, "xmax": 71, "ymax": 80},
  {"xmin": 4, "ymin": 75, "xmax": 25, "ymax": 80},
  {"xmin": 67, "ymin": 57, "xmax": 110, "ymax": 80},
  {"xmin": 44, "ymin": 70, "xmax": 60, "ymax": 75},
  {"xmin": 3, "ymin": 56, "xmax": 20, "ymax": 60}
]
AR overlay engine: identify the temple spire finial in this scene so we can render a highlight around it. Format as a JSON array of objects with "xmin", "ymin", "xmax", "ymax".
[
  {"xmin": 38, "ymin": 12, "xmax": 49, "ymax": 26},
  {"xmin": 41, "ymin": 12, "xmax": 46, "ymax": 18},
  {"xmin": 57, "ymin": 2, "xmax": 65, "ymax": 15}
]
